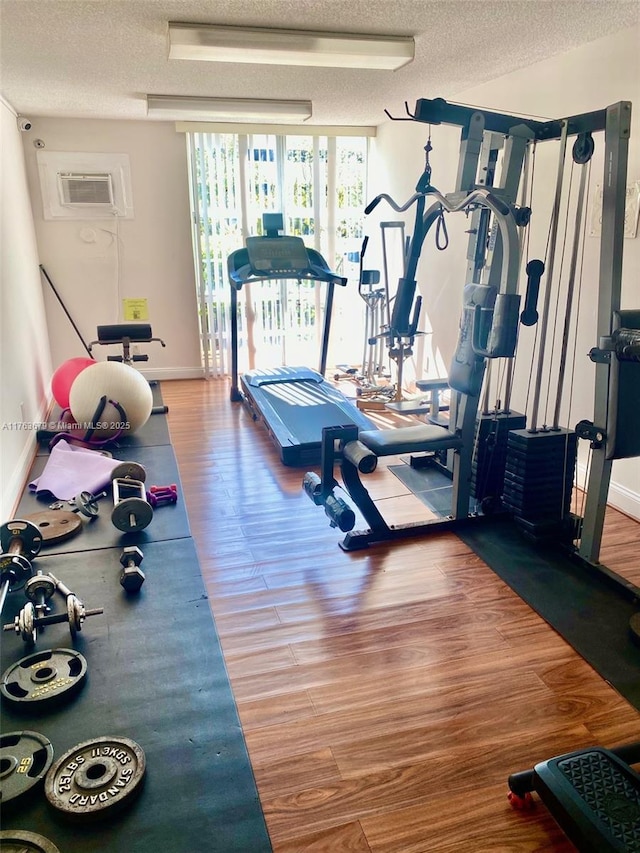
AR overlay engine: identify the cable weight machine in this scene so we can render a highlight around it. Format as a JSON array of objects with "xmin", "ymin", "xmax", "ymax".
[
  {"xmin": 304, "ymin": 98, "xmax": 639, "ymax": 576},
  {"xmin": 305, "ymin": 98, "xmax": 538, "ymax": 544}
]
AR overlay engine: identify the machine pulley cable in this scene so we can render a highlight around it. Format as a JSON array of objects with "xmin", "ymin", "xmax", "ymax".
[{"xmin": 529, "ymin": 121, "xmax": 569, "ymax": 432}]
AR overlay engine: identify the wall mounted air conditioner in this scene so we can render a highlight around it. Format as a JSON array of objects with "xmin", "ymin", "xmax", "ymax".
[
  {"xmin": 58, "ymin": 172, "xmax": 115, "ymax": 207},
  {"xmin": 37, "ymin": 151, "xmax": 134, "ymax": 220}
]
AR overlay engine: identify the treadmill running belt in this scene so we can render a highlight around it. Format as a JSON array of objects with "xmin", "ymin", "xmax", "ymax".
[
  {"xmin": 260, "ymin": 381, "xmax": 364, "ymax": 444},
  {"xmin": 241, "ymin": 374, "xmax": 374, "ymax": 466}
]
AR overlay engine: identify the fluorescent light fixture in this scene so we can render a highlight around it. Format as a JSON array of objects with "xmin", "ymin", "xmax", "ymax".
[
  {"xmin": 146, "ymin": 95, "xmax": 312, "ymax": 122},
  {"xmin": 168, "ymin": 23, "xmax": 414, "ymax": 70}
]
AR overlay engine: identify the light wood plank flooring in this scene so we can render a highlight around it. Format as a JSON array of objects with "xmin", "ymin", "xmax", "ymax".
[{"xmin": 163, "ymin": 377, "xmax": 640, "ymax": 853}]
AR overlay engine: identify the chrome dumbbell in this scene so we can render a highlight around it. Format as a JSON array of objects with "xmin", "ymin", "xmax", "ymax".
[{"xmin": 119, "ymin": 546, "xmax": 145, "ymax": 593}]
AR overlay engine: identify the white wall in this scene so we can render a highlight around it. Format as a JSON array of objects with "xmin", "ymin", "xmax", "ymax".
[
  {"xmin": 372, "ymin": 25, "xmax": 640, "ymax": 518},
  {"xmin": 21, "ymin": 118, "xmax": 202, "ymax": 380},
  {"xmin": 1, "ymin": 98, "xmax": 53, "ymax": 518}
]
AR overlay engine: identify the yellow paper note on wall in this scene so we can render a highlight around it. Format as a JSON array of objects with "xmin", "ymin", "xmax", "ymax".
[{"xmin": 123, "ymin": 299, "xmax": 149, "ymax": 321}]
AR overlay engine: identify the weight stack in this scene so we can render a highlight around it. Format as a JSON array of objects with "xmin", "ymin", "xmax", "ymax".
[
  {"xmin": 471, "ymin": 411, "xmax": 527, "ymax": 502},
  {"xmin": 503, "ymin": 427, "xmax": 577, "ymax": 538}
]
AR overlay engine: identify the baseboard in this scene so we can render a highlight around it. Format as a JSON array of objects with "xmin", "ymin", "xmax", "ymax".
[
  {"xmin": 576, "ymin": 462, "xmax": 640, "ymax": 522},
  {"xmin": 139, "ymin": 367, "xmax": 206, "ymax": 382},
  {"xmin": 2, "ymin": 396, "xmax": 51, "ymax": 519},
  {"xmin": 606, "ymin": 479, "xmax": 640, "ymax": 521}
]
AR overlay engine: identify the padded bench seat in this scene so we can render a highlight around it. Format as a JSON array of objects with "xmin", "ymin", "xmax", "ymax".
[{"xmin": 359, "ymin": 424, "xmax": 462, "ymax": 457}]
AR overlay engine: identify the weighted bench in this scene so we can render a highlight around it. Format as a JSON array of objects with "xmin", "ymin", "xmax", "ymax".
[
  {"xmin": 88, "ymin": 324, "xmax": 168, "ymax": 415},
  {"xmin": 508, "ymin": 741, "xmax": 640, "ymax": 852},
  {"xmin": 88, "ymin": 323, "xmax": 166, "ymax": 366}
]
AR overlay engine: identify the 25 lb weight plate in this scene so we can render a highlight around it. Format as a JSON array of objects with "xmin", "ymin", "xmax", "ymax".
[
  {"xmin": 44, "ymin": 736, "xmax": 146, "ymax": 819},
  {"xmin": 1, "ymin": 648, "xmax": 88, "ymax": 707},
  {"xmin": 0, "ymin": 730, "xmax": 54, "ymax": 805},
  {"xmin": 0, "ymin": 830, "xmax": 61, "ymax": 853}
]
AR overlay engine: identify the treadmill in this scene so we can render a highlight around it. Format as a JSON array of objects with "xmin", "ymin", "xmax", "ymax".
[{"xmin": 228, "ymin": 214, "xmax": 375, "ymax": 467}]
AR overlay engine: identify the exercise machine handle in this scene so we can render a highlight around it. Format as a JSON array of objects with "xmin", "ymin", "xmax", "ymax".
[{"xmin": 520, "ymin": 259, "xmax": 544, "ymax": 326}]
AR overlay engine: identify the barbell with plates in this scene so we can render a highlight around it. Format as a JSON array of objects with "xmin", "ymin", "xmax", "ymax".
[{"xmin": 0, "ymin": 519, "xmax": 41, "ymax": 617}]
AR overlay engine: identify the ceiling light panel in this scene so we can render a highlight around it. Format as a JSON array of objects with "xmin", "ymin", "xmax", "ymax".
[
  {"xmin": 168, "ymin": 23, "xmax": 414, "ymax": 70},
  {"xmin": 146, "ymin": 95, "xmax": 312, "ymax": 122}
]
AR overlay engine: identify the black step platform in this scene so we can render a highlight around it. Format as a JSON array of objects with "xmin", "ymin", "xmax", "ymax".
[{"xmin": 509, "ymin": 744, "xmax": 640, "ymax": 852}]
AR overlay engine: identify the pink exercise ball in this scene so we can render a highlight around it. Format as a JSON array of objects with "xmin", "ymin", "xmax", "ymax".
[{"xmin": 51, "ymin": 357, "xmax": 96, "ymax": 409}]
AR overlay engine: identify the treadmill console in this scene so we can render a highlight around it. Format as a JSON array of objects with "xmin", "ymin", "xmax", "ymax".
[{"xmin": 245, "ymin": 236, "xmax": 311, "ymax": 276}]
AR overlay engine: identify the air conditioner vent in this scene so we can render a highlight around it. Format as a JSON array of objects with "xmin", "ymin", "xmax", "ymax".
[{"xmin": 58, "ymin": 173, "xmax": 114, "ymax": 207}]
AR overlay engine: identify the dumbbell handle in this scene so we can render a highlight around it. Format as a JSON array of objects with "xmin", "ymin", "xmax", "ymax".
[
  {"xmin": 47, "ymin": 572, "xmax": 73, "ymax": 599},
  {"xmin": 3, "ymin": 604, "xmax": 104, "ymax": 632},
  {"xmin": 4, "ymin": 536, "xmax": 24, "ymax": 556}
]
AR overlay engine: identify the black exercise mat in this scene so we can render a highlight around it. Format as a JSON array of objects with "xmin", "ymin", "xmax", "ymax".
[
  {"xmin": 456, "ymin": 519, "xmax": 640, "ymax": 710},
  {"xmin": 16, "ymin": 444, "xmax": 191, "ymax": 554},
  {"xmin": 390, "ymin": 463, "xmax": 640, "ymax": 710},
  {"xmin": 0, "ymin": 538, "xmax": 272, "ymax": 853},
  {"xmin": 36, "ymin": 383, "xmax": 170, "ymax": 455}
]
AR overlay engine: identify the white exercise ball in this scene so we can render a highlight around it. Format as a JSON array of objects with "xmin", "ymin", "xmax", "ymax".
[{"xmin": 69, "ymin": 361, "xmax": 153, "ymax": 439}]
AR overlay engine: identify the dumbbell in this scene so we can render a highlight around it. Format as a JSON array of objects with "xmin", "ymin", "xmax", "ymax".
[
  {"xmin": 146, "ymin": 484, "xmax": 178, "ymax": 509},
  {"xmin": 119, "ymin": 546, "xmax": 145, "ymax": 592},
  {"xmin": 3, "ymin": 571, "xmax": 103, "ymax": 644},
  {"xmin": 24, "ymin": 570, "xmax": 57, "ymax": 619},
  {"xmin": 110, "ymin": 462, "xmax": 153, "ymax": 532},
  {"xmin": 0, "ymin": 519, "xmax": 42, "ymax": 614},
  {"xmin": 49, "ymin": 490, "xmax": 108, "ymax": 522}
]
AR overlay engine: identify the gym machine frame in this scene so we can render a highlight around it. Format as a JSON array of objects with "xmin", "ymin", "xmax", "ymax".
[
  {"xmin": 306, "ymin": 98, "xmax": 639, "ymax": 575},
  {"xmin": 305, "ymin": 98, "xmax": 538, "ymax": 548}
]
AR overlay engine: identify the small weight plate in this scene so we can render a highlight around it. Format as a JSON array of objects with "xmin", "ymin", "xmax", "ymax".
[
  {"xmin": 0, "ymin": 830, "xmax": 61, "ymax": 853},
  {"xmin": 0, "ymin": 730, "xmax": 54, "ymax": 805},
  {"xmin": 74, "ymin": 491, "xmax": 100, "ymax": 518},
  {"xmin": 45, "ymin": 736, "xmax": 146, "ymax": 819},
  {"xmin": 1, "ymin": 648, "xmax": 88, "ymax": 707},
  {"xmin": 23, "ymin": 511, "xmax": 82, "ymax": 544},
  {"xmin": 111, "ymin": 498, "xmax": 153, "ymax": 532},
  {"xmin": 111, "ymin": 461, "xmax": 146, "ymax": 483}
]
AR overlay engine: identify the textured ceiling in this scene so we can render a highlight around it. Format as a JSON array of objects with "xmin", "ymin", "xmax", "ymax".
[{"xmin": 1, "ymin": 0, "xmax": 639, "ymax": 126}]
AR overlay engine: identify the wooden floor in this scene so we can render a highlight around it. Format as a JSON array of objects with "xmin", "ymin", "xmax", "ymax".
[{"xmin": 163, "ymin": 377, "xmax": 640, "ymax": 853}]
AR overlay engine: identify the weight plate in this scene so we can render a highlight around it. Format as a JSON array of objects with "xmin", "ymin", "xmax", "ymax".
[
  {"xmin": 0, "ymin": 520, "xmax": 43, "ymax": 559},
  {"xmin": 1, "ymin": 648, "xmax": 88, "ymax": 707},
  {"xmin": 23, "ymin": 510, "xmax": 82, "ymax": 544},
  {"xmin": 0, "ymin": 830, "xmax": 61, "ymax": 853},
  {"xmin": 45, "ymin": 736, "xmax": 146, "ymax": 818},
  {"xmin": 74, "ymin": 491, "xmax": 100, "ymax": 518},
  {"xmin": 0, "ymin": 730, "xmax": 54, "ymax": 805},
  {"xmin": 111, "ymin": 498, "xmax": 153, "ymax": 532},
  {"xmin": 111, "ymin": 461, "xmax": 146, "ymax": 483}
]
